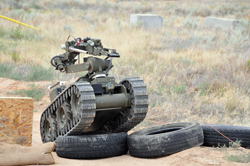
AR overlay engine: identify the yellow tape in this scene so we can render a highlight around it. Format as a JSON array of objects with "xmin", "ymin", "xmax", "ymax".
[{"xmin": 0, "ymin": 15, "xmax": 39, "ymax": 31}]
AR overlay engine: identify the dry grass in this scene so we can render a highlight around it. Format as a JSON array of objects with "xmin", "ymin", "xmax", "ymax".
[{"xmin": 0, "ymin": 0, "xmax": 250, "ymax": 128}]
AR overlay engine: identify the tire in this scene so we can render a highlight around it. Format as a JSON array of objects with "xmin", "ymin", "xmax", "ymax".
[
  {"xmin": 201, "ymin": 124, "xmax": 250, "ymax": 148},
  {"xmin": 55, "ymin": 132, "xmax": 128, "ymax": 159},
  {"xmin": 128, "ymin": 122, "xmax": 204, "ymax": 158}
]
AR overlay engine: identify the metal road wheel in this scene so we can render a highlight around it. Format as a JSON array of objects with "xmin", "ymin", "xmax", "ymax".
[
  {"xmin": 57, "ymin": 107, "xmax": 66, "ymax": 129},
  {"xmin": 56, "ymin": 101, "xmax": 72, "ymax": 129},
  {"xmin": 43, "ymin": 115, "xmax": 57, "ymax": 143},
  {"xmin": 44, "ymin": 119, "xmax": 51, "ymax": 142},
  {"xmin": 71, "ymin": 93, "xmax": 80, "ymax": 118}
]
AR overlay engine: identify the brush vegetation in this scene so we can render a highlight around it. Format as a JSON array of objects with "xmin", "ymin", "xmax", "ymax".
[
  {"xmin": 0, "ymin": 0, "xmax": 250, "ymax": 127},
  {"xmin": 8, "ymin": 84, "xmax": 45, "ymax": 101},
  {"xmin": 214, "ymin": 140, "xmax": 250, "ymax": 163},
  {"xmin": 225, "ymin": 153, "xmax": 250, "ymax": 163},
  {"xmin": 0, "ymin": 63, "xmax": 54, "ymax": 81}
]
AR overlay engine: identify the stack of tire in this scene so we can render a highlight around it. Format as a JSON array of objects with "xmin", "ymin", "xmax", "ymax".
[
  {"xmin": 55, "ymin": 122, "xmax": 250, "ymax": 159},
  {"xmin": 55, "ymin": 122, "xmax": 205, "ymax": 159}
]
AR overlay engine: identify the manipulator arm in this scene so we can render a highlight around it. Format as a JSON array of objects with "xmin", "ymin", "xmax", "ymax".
[{"xmin": 51, "ymin": 54, "xmax": 66, "ymax": 72}]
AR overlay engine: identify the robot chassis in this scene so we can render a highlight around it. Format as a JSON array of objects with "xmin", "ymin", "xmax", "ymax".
[{"xmin": 40, "ymin": 36, "xmax": 148, "ymax": 143}]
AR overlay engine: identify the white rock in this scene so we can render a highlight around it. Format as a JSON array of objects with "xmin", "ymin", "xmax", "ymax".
[
  {"xmin": 130, "ymin": 14, "xmax": 163, "ymax": 30},
  {"xmin": 203, "ymin": 17, "xmax": 240, "ymax": 30}
]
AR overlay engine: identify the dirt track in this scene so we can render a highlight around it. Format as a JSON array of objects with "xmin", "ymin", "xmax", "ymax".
[{"xmin": 0, "ymin": 78, "xmax": 248, "ymax": 166}]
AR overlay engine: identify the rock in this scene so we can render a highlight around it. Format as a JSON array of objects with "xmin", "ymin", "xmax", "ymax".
[
  {"xmin": 203, "ymin": 17, "xmax": 240, "ymax": 30},
  {"xmin": 130, "ymin": 14, "xmax": 163, "ymax": 30}
]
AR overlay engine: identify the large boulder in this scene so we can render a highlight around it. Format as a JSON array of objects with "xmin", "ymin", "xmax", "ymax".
[
  {"xmin": 203, "ymin": 17, "xmax": 240, "ymax": 30},
  {"xmin": 130, "ymin": 14, "xmax": 163, "ymax": 30}
]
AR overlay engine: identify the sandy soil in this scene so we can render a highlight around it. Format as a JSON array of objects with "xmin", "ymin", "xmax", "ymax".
[{"xmin": 0, "ymin": 78, "xmax": 249, "ymax": 166}]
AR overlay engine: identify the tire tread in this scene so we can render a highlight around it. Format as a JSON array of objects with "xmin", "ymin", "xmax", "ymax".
[{"xmin": 55, "ymin": 132, "xmax": 128, "ymax": 159}]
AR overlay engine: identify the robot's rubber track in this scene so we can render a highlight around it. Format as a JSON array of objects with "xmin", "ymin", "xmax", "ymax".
[
  {"xmin": 105, "ymin": 77, "xmax": 148, "ymax": 133},
  {"xmin": 40, "ymin": 82, "xmax": 96, "ymax": 143}
]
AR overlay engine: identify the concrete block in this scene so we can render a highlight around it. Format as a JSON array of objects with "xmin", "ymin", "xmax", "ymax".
[
  {"xmin": 203, "ymin": 17, "xmax": 240, "ymax": 30},
  {"xmin": 130, "ymin": 14, "xmax": 163, "ymax": 30},
  {"xmin": 0, "ymin": 97, "xmax": 33, "ymax": 146}
]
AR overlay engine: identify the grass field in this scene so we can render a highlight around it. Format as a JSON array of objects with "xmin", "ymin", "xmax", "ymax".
[{"xmin": 0, "ymin": 0, "xmax": 250, "ymax": 127}]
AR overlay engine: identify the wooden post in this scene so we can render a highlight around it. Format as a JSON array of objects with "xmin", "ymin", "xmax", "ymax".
[{"xmin": 0, "ymin": 97, "xmax": 33, "ymax": 146}]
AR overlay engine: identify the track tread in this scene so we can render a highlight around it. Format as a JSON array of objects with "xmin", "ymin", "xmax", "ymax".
[
  {"xmin": 101, "ymin": 77, "xmax": 148, "ymax": 133},
  {"xmin": 40, "ymin": 82, "xmax": 96, "ymax": 143}
]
